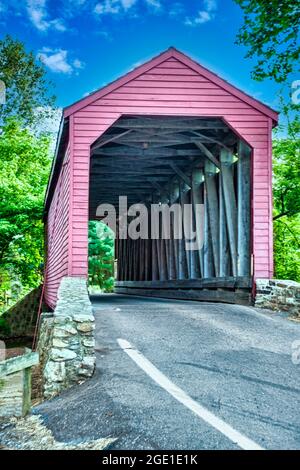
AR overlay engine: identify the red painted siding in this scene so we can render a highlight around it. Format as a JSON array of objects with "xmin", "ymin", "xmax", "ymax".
[
  {"xmin": 45, "ymin": 49, "xmax": 277, "ymax": 306},
  {"xmin": 44, "ymin": 145, "xmax": 71, "ymax": 309}
]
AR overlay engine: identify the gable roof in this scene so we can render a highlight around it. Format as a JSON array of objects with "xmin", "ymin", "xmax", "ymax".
[
  {"xmin": 64, "ymin": 47, "xmax": 278, "ymax": 123},
  {"xmin": 45, "ymin": 47, "xmax": 278, "ymax": 215}
]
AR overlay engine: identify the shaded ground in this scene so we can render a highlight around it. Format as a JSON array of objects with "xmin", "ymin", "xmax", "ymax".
[
  {"xmin": 0, "ymin": 415, "xmax": 114, "ymax": 450},
  {"xmin": 25, "ymin": 294, "xmax": 300, "ymax": 450}
]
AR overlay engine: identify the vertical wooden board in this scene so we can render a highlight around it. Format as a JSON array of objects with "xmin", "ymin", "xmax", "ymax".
[
  {"xmin": 144, "ymin": 238, "xmax": 149, "ymax": 281},
  {"xmin": 192, "ymin": 168, "xmax": 204, "ymax": 277},
  {"xmin": 219, "ymin": 173, "xmax": 231, "ymax": 276},
  {"xmin": 179, "ymin": 182, "xmax": 189, "ymax": 279},
  {"xmin": 152, "ymin": 238, "xmax": 159, "ymax": 281},
  {"xmin": 171, "ymin": 179, "xmax": 180, "ymax": 277},
  {"xmin": 237, "ymin": 140, "xmax": 251, "ymax": 276},
  {"xmin": 168, "ymin": 214, "xmax": 177, "ymax": 280},
  {"xmin": 203, "ymin": 188, "xmax": 214, "ymax": 278},
  {"xmin": 160, "ymin": 239, "xmax": 168, "ymax": 280},
  {"xmin": 116, "ymin": 237, "xmax": 120, "ymax": 281},
  {"xmin": 204, "ymin": 165, "xmax": 220, "ymax": 276},
  {"xmin": 220, "ymin": 149, "xmax": 238, "ymax": 277},
  {"xmin": 161, "ymin": 204, "xmax": 170, "ymax": 281}
]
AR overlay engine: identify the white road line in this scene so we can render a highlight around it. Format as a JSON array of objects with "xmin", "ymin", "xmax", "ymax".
[{"xmin": 117, "ymin": 338, "xmax": 264, "ymax": 451}]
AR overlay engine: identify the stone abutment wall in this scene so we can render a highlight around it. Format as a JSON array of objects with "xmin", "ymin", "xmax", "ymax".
[
  {"xmin": 38, "ymin": 277, "xmax": 96, "ymax": 398},
  {"xmin": 255, "ymin": 279, "xmax": 300, "ymax": 317}
]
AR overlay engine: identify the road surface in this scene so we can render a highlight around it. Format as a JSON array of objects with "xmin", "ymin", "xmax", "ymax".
[{"xmin": 35, "ymin": 294, "xmax": 300, "ymax": 450}]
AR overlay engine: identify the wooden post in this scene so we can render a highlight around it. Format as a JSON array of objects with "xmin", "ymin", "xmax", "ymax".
[
  {"xmin": 117, "ymin": 237, "xmax": 122, "ymax": 281},
  {"xmin": 220, "ymin": 149, "xmax": 238, "ymax": 277},
  {"xmin": 152, "ymin": 238, "xmax": 159, "ymax": 281},
  {"xmin": 219, "ymin": 170, "xmax": 230, "ymax": 276},
  {"xmin": 179, "ymin": 181, "xmax": 189, "ymax": 279},
  {"xmin": 133, "ymin": 239, "xmax": 137, "ymax": 281},
  {"xmin": 204, "ymin": 160, "xmax": 220, "ymax": 276},
  {"xmin": 127, "ymin": 238, "xmax": 132, "ymax": 280},
  {"xmin": 172, "ymin": 179, "xmax": 180, "ymax": 278},
  {"xmin": 139, "ymin": 238, "xmax": 145, "ymax": 280},
  {"xmin": 192, "ymin": 168, "xmax": 204, "ymax": 277},
  {"xmin": 144, "ymin": 211, "xmax": 150, "ymax": 281},
  {"xmin": 168, "ymin": 213, "xmax": 177, "ymax": 279},
  {"xmin": 191, "ymin": 168, "xmax": 204, "ymax": 278},
  {"xmin": 203, "ymin": 185, "xmax": 214, "ymax": 278},
  {"xmin": 160, "ymin": 194, "xmax": 169, "ymax": 281},
  {"xmin": 237, "ymin": 140, "xmax": 251, "ymax": 276}
]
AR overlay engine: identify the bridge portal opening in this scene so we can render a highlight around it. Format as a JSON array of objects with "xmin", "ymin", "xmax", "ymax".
[{"xmin": 89, "ymin": 115, "xmax": 252, "ymax": 304}]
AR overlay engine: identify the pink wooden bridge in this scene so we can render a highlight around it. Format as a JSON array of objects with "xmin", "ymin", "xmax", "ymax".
[{"xmin": 43, "ymin": 47, "xmax": 278, "ymax": 308}]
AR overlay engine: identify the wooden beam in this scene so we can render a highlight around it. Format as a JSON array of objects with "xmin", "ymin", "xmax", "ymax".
[
  {"xmin": 191, "ymin": 130, "xmax": 233, "ymax": 150},
  {"xmin": 168, "ymin": 201, "xmax": 177, "ymax": 280},
  {"xmin": 93, "ymin": 147, "xmax": 202, "ymax": 157},
  {"xmin": 193, "ymin": 141, "xmax": 221, "ymax": 169},
  {"xmin": 237, "ymin": 140, "xmax": 251, "ymax": 277},
  {"xmin": 179, "ymin": 181, "xmax": 189, "ymax": 279},
  {"xmin": 92, "ymin": 129, "xmax": 133, "ymax": 150},
  {"xmin": 114, "ymin": 287, "xmax": 251, "ymax": 305},
  {"xmin": 169, "ymin": 162, "xmax": 192, "ymax": 188},
  {"xmin": 151, "ymin": 238, "xmax": 159, "ymax": 281},
  {"xmin": 113, "ymin": 118, "xmax": 228, "ymax": 130},
  {"xmin": 219, "ymin": 165, "xmax": 230, "ymax": 277},
  {"xmin": 91, "ymin": 168, "xmax": 175, "ymax": 176},
  {"xmin": 220, "ymin": 148, "xmax": 238, "ymax": 277},
  {"xmin": 191, "ymin": 168, "xmax": 204, "ymax": 278},
  {"xmin": 204, "ymin": 161, "xmax": 220, "ymax": 276},
  {"xmin": 203, "ymin": 188, "xmax": 214, "ymax": 278},
  {"xmin": 115, "ymin": 277, "xmax": 252, "ymax": 289}
]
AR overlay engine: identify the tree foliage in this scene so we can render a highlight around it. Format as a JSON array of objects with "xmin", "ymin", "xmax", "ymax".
[
  {"xmin": 236, "ymin": 1, "xmax": 300, "ymax": 282},
  {"xmin": 273, "ymin": 119, "xmax": 300, "ymax": 281},
  {"xmin": 273, "ymin": 118, "xmax": 300, "ymax": 220},
  {"xmin": 235, "ymin": 0, "xmax": 300, "ymax": 83},
  {"xmin": 88, "ymin": 221, "xmax": 115, "ymax": 292},
  {"xmin": 0, "ymin": 119, "xmax": 51, "ymax": 309},
  {"xmin": 274, "ymin": 216, "xmax": 300, "ymax": 281},
  {"xmin": 0, "ymin": 35, "xmax": 55, "ymax": 125}
]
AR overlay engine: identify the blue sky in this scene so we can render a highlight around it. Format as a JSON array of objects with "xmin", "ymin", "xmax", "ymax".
[{"xmin": 0, "ymin": 0, "xmax": 288, "ymax": 113}]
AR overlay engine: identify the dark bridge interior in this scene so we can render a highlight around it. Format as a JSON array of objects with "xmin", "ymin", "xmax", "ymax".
[{"xmin": 89, "ymin": 115, "xmax": 252, "ymax": 304}]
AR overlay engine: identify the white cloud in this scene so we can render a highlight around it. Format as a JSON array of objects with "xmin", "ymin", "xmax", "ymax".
[
  {"xmin": 122, "ymin": 0, "xmax": 137, "ymax": 9},
  {"xmin": 94, "ymin": 0, "xmax": 139, "ymax": 16},
  {"xmin": 204, "ymin": 0, "xmax": 217, "ymax": 11},
  {"xmin": 145, "ymin": 0, "xmax": 161, "ymax": 10},
  {"xmin": 185, "ymin": 0, "xmax": 217, "ymax": 26},
  {"xmin": 37, "ymin": 48, "xmax": 85, "ymax": 74},
  {"xmin": 26, "ymin": 0, "xmax": 67, "ymax": 32},
  {"xmin": 169, "ymin": 2, "xmax": 184, "ymax": 17},
  {"xmin": 95, "ymin": 30, "xmax": 112, "ymax": 41},
  {"xmin": 0, "ymin": 1, "xmax": 6, "ymax": 14},
  {"xmin": 73, "ymin": 58, "xmax": 85, "ymax": 69}
]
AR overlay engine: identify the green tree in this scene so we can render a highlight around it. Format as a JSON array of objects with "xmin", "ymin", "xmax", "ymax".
[
  {"xmin": 273, "ymin": 119, "xmax": 300, "ymax": 281},
  {"xmin": 235, "ymin": 0, "xmax": 300, "ymax": 83},
  {"xmin": 0, "ymin": 119, "xmax": 51, "ymax": 309},
  {"xmin": 236, "ymin": 0, "xmax": 300, "ymax": 282},
  {"xmin": 274, "ymin": 216, "xmax": 300, "ymax": 281},
  {"xmin": 273, "ymin": 118, "xmax": 300, "ymax": 221},
  {"xmin": 88, "ymin": 221, "xmax": 114, "ymax": 292},
  {"xmin": 0, "ymin": 35, "xmax": 55, "ymax": 125}
]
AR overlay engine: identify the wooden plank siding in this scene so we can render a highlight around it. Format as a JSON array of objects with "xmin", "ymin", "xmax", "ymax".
[
  {"xmin": 44, "ymin": 48, "xmax": 277, "ymax": 307},
  {"xmin": 44, "ymin": 145, "xmax": 71, "ymax": 309}
]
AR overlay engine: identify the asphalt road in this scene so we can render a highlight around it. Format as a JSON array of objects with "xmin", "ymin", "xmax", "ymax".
[{"xmin": 35, "ymin": 294, "xmax": 300, "ymax": 450}]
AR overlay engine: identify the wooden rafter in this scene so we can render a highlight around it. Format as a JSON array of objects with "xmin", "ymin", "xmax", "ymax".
[
  {"xmin": 92, "ymin": 129, "xmax": 133, "ymax": 150},
  {"xmin": 193, "ymin": 141, "xmax": 220, "ymax": 169}
]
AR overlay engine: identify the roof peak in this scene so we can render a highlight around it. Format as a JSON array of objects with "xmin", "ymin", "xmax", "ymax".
[{"xmin": 64, "ymin": 46, "xmax": 278, "ymax": 122}]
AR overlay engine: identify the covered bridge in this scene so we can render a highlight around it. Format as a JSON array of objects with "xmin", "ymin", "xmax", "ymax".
[{"xmin": 44, "ymin": 47, "xmax": 278, "ymax": 308}]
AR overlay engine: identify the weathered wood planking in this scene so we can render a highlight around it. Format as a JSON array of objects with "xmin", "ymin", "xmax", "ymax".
[{"xmin": 114, "ymin": 287, "xmax": 251, "ymax": 305}]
